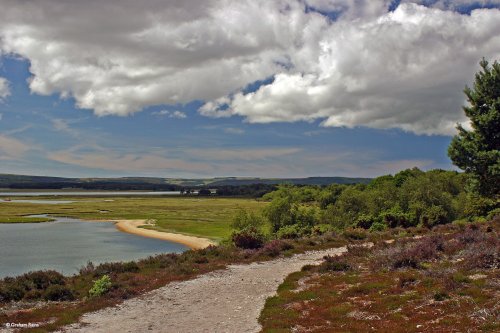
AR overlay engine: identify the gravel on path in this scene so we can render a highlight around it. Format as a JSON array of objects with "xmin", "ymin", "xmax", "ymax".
[{"xmin": 57, "ymin": 247, "xmax": 346, "ymax": 333}]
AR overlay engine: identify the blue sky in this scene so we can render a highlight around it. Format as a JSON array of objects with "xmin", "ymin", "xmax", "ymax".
[
  {"xmin": 0, "ymin": 0, "xmax": 499, "ymax": 178},
  {"xmin": 0, "ymin": 56, "xmax": 453, "ymax": 178}
]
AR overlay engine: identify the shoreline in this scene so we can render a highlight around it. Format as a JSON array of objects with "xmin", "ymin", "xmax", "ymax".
[{"xmin": 112, "ymin": 219, "xmax": 215, "ymax": 250}]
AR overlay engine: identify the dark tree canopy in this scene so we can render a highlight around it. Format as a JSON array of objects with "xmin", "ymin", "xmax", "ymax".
[{"xmin": 448, "ymin": 59, "xmax": 500, "ymax": 197}]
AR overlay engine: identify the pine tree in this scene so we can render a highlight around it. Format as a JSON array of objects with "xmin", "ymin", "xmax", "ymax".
[{"xmin": 448, "ymin": 59, "xmax": 500, "ymax": 197}]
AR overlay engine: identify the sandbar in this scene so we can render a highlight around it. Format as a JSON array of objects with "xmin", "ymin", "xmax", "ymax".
[{"xmin": 112, "ymin": 219, "xmax": 215, "ymax": 250}]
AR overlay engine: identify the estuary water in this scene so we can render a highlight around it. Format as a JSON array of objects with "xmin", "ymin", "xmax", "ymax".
[
  {"xmin": 0, "ymin": 216, "xmax": 188, "ymax": 278},
  {"xmin": 0, "ymin": 199, "xmax": 74, "ymax": 204},
  {"xmin": 0, "ymin": 191, "xmax": 181, "ymax": 196}
]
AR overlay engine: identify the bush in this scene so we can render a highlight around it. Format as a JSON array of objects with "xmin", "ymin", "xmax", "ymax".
[
  {"xmin": 319, "ymin": 255, "xmax": 351, "ymax": 272},
  {"xmin": 464, "ymin": 195, "xmax": 498, "ymax": 218},
  {"xmin": 43, "ymin": 285, "xmax": 75, "ymax": 301},
  {"xmin": 347, "ymin": 244, "xmax": 370, "ymax": 257},
  {"xmin": 391, "ymin": 250, "xmax": 420, "ymax": 269},
  {"xmin": 142, "ymin": 253, "xmax": 179, "ymax": 269},
  {"xmin": 343, "ymin": 228, "xmax": 367, "ymax": 240},
  {"xmin": 355, "ymin": 214, "xmax": 376, "ymax": 229},
  {"xmin": 276, "ymin": 225, "xmax": 306, "ymax": 239},
  {"xmin": 373, "ymin": 236, "xmax": 444, "ymax": 270},
  {"xmin": 0, "ymin": 284, "xmax": 24, "ymax": 302},
  {"xmin": 486, "ymin": 208, "xmax": 500, "ymax": 221},
  {"xmin": 93, "ymin": 261, "xmax": 140, "ymax": 276},
  {"xmin": 259, "ymin": 240, "xmax": 294, "ymax": 257},
  {"xmin": 421, "ymin": 205, "xmax": 448, "ymax": 228},
  {"xmin": 369, "ymin": 221, "xmax": 387, "ymax": 232},
  {"xmin": 79, "ymin": 261, "xmax": 96, "ymax": 275},
  {"xmin": 381, "ymin": 208, "xmax": 416, "ymax": 228},
  {"xmin": 311, "ymin": 224, "xmax": 334, "ymax": 235},
  {"xmin": 21, "ymin": 270, "xmax": 65, "ymax": 290},
  {"xmin": 122, "ymin": 261, "xmax": 140, "ymax": 273},
  {"xmin": 231, "ymin": 227, "xmax": 265, "ymax": 249},
  {"xmin": 231, "ymin": 209, "xmax": 265, "ymax": 231},
  {"xmin": 194, "ymin": 255, "xmax": 209, "ymax": 264},
  {"xmin": 462, "ymin": 237, "xmax": 500, "ymax": 270},
  {"xmin": 456, "ymin": 227, "xmax": 486, "ymax": 245},
  {"xmin": 24, "ymin": 289, "xmax": 43, "ymax": 300},
  {"xmin": 0, "ymin": 270, "xmax": 71, "ymax": 302},
  {"xmin": 89, "ymin": 275, "xmax": 112, "ymax": 298}
]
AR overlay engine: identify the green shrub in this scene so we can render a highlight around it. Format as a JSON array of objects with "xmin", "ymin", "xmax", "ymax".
[
  {"xmin": 380, "ymin": 207, "xmax": 416, "ymax": 228},
  {"xmin": 486, "ymin": 208, "xmax": 500, "ymax": 220},
  {"xmin": 420, "ymin": 205, "xmax": 448, "ymax": 228},
  {"xmin": 452, "ymin": 219, "xmax": 469, "ymax": 229},
  {"xmin": 89, "ymin": 275, "xmax": 112, "ymax": 298},
  {"xmin": 355, "ymin": 214, "xmax": 376, "ymax": 229},
  {"xmin": 264, "ymin": 197, "xmax": 293, "ymax": 233},
  {"xmin": 464, "ymin": 195, "xmax": 498, "ymax": 218},
  {"xmin": 369, "ymin": 221, "xmax": 387, "ymax": 232},
  {"xmin": 44, "ymin": 285, "xmax": 75, "ymax": 301},
  {"xmin": 231, "ymin": 209, "xmax": 265, "ymax": 231},
  {"xmin": 276, "ymin": 225, "xmax": 305, "ymax": 239},
  {"xmin": 311, "ymin": 224, "xmax": 334, "ymax": 235}
]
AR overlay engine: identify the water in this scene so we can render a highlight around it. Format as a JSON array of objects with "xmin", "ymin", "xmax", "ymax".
[
  {"xmin": 0, "ymin": 217, "xmax": 188, "ymax": 278},
  {"xmin": 0, "ymin": 199, "xmax": 74, "ymax": 204},
  {"xmin": 0, "ymin": 191, "xmax": 181, "ymax": 197}
]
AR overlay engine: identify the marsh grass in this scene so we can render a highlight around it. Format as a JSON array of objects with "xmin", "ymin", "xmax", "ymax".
[{"xmin": 0, "ymin": 196, "xmax": 267, "ymax": 240}]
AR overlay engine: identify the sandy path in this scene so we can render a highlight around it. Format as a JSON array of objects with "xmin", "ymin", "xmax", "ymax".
[
  {"xmin": 59, "ymin": 246, "xmax": 346, "ymax": 333},
  {"xmin": 113, "ymin": 220, "xmax": 215, "ymax": 250}
]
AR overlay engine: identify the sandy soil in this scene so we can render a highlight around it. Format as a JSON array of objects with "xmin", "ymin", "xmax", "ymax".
[
  {"xmin": 57, "ymin": 246, "xmax": 346, "ymax": 333},
  {"xmin": 112, "ymin": 219, "xmax": 215, "ymax": 250}
]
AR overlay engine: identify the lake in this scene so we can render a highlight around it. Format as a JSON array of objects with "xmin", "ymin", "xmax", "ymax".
[
  {"xmin": 0, "ymin": 191, "xmax": 181, "ymax": 197},
  {"xmin": 0, "ymin": 216, "xmax": 188, "ymax": 278}
]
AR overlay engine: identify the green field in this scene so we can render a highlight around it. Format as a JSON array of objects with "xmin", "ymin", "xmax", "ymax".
[{"xmin": 0, "ymin": 197, "xmax": 267, "ymax": 241}]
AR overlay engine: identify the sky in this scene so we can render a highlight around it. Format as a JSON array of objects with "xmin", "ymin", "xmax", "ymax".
[{"xmin": 0, "ymin": 0, "xmax": 499, "ymax": 178}]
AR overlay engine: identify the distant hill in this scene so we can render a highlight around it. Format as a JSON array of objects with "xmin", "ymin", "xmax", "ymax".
[
  {"xmin": 204, "ymin": 177, "xmax": 371, "ymax": 186},
  {"xmin": 0, "ymin": 174, "xmax": 371, "ymax": 190}
]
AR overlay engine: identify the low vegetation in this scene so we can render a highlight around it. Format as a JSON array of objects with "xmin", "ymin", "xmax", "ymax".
[
  {"xmin": 0, "ymin": 216, "xmax": 54, "ymax": 223},
  {"xmin": 259, "ymin": 219, "xmax": 499, "ymax": 332}
]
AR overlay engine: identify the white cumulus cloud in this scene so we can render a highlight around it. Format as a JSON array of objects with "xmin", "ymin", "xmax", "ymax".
[
  {"xmin": 0, "ymin": 1, "xmax": 499, "ymax": 135},
  {"xmin": 0, "ymin": 77, "xmax": 10, "ymax": 100},
  {"xmin": 152, "ymin": 110, "xmax": 187, "ymax": 119},
  {"xmin": 202, "ymin": 4, "xmax": 500, "ymax": 135}
]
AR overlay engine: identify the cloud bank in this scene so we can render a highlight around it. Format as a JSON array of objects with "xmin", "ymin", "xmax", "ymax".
[{"xmin": 0, "ymin": 0, "xmax": 499, "ymax": 135}]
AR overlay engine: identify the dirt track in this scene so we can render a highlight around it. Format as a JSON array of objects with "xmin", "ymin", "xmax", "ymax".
[{"xmin": 59, "ymin": 247, "xmax": 346, "ymax": 333}]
